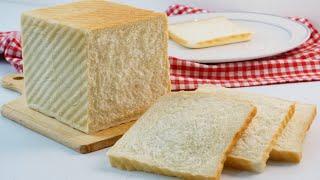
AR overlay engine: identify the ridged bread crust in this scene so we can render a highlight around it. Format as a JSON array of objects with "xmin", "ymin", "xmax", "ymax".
[
  {"xmin": 108, "ymin": 92, "xmax": 257, "ymax": 179},
  {"xmin": 270, "ymin": 103, "xmax": 317, "ymax": 162},
  {"xmin": 197, "ymin": 85, "xmax": 295, "ymax": 172},
  {"xmin": 21, "ymin": 14, "xmax": 89, "ymax": 132},
  {"xmin": 22, "ymin": 1, "xmax": 170, "ymax": 133}
]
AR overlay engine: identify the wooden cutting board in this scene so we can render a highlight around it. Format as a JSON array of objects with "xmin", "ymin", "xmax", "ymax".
[{"xmin": 1, "ymin": 74, "xmax": 135, "ymax": 153}]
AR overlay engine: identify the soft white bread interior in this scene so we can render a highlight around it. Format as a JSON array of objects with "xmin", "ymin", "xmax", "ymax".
[
  {"xmin": 197, "ymin": 84, "xmax": 295, "ymax": 172},
  {"xmin": 168, "ymin": 16, "xmax": 252, "ymax": 48},
  {"xmin": 108, "ymin": 92, "xmax": 257, "ymax": 179},
  {"xmin": 270, "ymin": 103, "xmax": 317, "ymax": 162}
]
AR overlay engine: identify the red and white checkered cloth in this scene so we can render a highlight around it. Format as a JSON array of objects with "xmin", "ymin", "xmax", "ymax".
[
  {"xmin": 167, "ymin": 5, "xmax": 320, "ymax": 90},
  {"xmin": 0, "ymin": 31, "xmax": 23, "ymax": 73},
  {"xmin": 1, "ymin": 4, "xmax": 320, "ymax": 90}
]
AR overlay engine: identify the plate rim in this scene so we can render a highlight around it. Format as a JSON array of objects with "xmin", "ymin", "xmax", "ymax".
[{"xmin": 168, "ymin": 11, "xmax": 311, "ymax": 63}]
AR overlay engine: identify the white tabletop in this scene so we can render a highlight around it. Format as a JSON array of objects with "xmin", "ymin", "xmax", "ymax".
[{"xmin": 1, "ymin": 1, "xmax": 320, "ymax": 180}]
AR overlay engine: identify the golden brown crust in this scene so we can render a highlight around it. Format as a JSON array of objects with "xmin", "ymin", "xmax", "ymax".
[
  {"xmin": 304, "ymin": 105, "xmax": 317, "ymax": 131},
  {"xmin": 270, "ymin": 104, "xmax": 317, "ymax": 162},
  {"xmin": 225, "ymin": 103, "xmax": 295, "ymax": 172},
  {"xmin": 270, "ymin": 149, "xmax": 301, "ymax": 163},
  {"xmin": 261, "ymin": 103, "xmax": 296, "ymax": 163},
  {"xmin": 225, "ymin": 155, "xmax": 254, "ymax": 171},
  {"xmin": 23, "ymin": 0, "xmax": 165, "ymax": 30},
  {"xmin": 214, "ymin": 107, "xmax": 257, "ymax": 178},
  {"xmin": 109, "ymin": 155, "xmax": 215, "ymax": 180},
  {"xmin": 196, "ymin": 34, "xmax": 252, "ymax": 48},
  {"xmin": 168, "ymin": 31, "xmax": 189, "ymax": 47},
  {"xmin": 169, "ymin": 31, "xmax": 252, "ymax": 49}
]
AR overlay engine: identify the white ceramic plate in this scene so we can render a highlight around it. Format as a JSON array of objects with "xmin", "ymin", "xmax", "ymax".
[{"xmin": 168, "ymin": 12, "xmax": 311, "ymax": 63}]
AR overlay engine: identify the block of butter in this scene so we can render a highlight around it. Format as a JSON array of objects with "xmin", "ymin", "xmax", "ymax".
[
  {"xmin": 169, "ymin": 16, "xmax": 252, "ymax": 48},
  {"xmin": 21, "ymin": 0, "xmax": 171, "ymax": 134}
]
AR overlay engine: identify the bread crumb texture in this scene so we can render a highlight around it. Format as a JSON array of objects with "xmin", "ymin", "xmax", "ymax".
[
  {"xmin": 108, "ymin": 92, "xmax": 256, "ymax": 179},
  {"xmin": 197, "ymin": 85, "xmax": 295, "ymax": 172}
]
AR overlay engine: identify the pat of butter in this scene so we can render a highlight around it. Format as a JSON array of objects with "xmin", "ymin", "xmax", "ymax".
[{"xmin": 169, "ymin": 16, "xmax": 253, "ymax": 48}]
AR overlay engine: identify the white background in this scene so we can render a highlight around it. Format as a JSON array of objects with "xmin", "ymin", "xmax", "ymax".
[{"xmin": 0, "ymin": 0, "xmax": 320, "ymax": 180}]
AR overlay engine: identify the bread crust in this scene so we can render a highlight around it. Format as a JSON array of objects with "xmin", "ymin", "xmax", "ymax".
[
  {"xmin": 225, "ymin": 103, "xmax": 295, "ymax": 172},
  {"xmin": 269, "ymin": 150, "xmax": 301, "ymax": 163},
  {"xmin": 23, "ymin": 0, "xmax": 165, "ymax": 30},
  {"xmin": 196, "ymin": 85, "xmax": 297, "ymax": 172},
  {"xmin": 214, "ymin": 107, "xmax": 257, "ymax": 178},
  {"xmin": 270, "ymin": 104, "xmax": 317, "ymax": 162},
  {"xmin": 109, "ymin": 107, "xmax": 257, "ymax": 179},
  {"xmin": 108, "ymin": 92, "xmax": 257, "ymax": 179},
  {"xmin": 169, "ymin": 31, "xmax": 251, "ymax": 49}
]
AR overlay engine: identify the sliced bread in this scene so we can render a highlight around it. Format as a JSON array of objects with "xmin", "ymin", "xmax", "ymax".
[
  {"xmin": 168, "ymin": 16, "xmax": 252, "ymax": 48},
  {"xmin": 108, "ymin": 92, "xmax": 256, "ymax": 179},
  {"xmin": 197, "ymin": 85, "xmax": 295, "ymax": 172},
  {"xmin": 270, "ymin": 103, "xmax": 317, "ymax": 162}
]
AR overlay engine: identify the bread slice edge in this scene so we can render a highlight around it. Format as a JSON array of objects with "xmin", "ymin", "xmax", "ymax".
[
  {"xmin": 225, "ymin": 103, "xmax": 296, "ymax": 172},
  {"xmin": 169, "ymin": 30, "xmax": 251, "ymax": 49},
  {"xmin": 108, "ymin": 99, "xmax": 257, "ymax": 179},
  {"xmin": 212, "ymin": 106, "xmax": 257, "ymax": 179},
  {"xmin": 270, "ymin": 104, "xmax": 317, "ymax": 163}
]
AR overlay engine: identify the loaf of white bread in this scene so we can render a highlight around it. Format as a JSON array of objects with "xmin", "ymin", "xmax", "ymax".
[
  {"xmin": 169, "ymin": 16, "xmax": 252, "ymax": 48},
  {"xmin": 21, "ymin": 1, "xmax": 170, "ymax": 133},
  {"xmin": 108, "ymin": 92, "xmax": 257, "ymax": 179},
  {"xmin": 197, "ymin": 85, "xmax": 295, "ymax": 172}
]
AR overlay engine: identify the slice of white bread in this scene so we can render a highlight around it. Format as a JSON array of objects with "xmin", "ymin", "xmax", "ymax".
[
  {"xmin": 197, "ymin": 85, "xmax": 295, "ymax": 172},
  {"xmin": 108, "ymin": 92, "xmax": 257, "ymax": 179},
  {"xmin": 168, "ymin": 16, "xmax": 252, "ymax": 48},
  {"xmin": 270, "ymin": 103, "xmax": 317, "ymax": 162}
]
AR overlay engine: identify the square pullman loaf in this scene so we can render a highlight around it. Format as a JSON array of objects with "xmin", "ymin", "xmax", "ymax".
[
  {"xmin": 197, "ymin": 85, "xmax": 295, "ymax": 172},
  {"xmin": 21, "ymin": 1, "xmax": 170, "ymax": 134},
  {"xmin": 270, "ymin": 103, "xmax": 317, "ymax": 162},
  {"xmin": 108, "ymin": 92, "xmax": 257, "ymax": 179}
]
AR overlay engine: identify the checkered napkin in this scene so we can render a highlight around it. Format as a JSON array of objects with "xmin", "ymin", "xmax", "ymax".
[
  {"xmin": 1, "ymin": 5, "xmax": 320, "ymax": 90},
  {"xmin": 167, "ymin": 4, "xmax": 320, "ymax": 90},
  {"xmin": 0, "ymin": 31, "xmax": 22, "ymax": 73}
]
